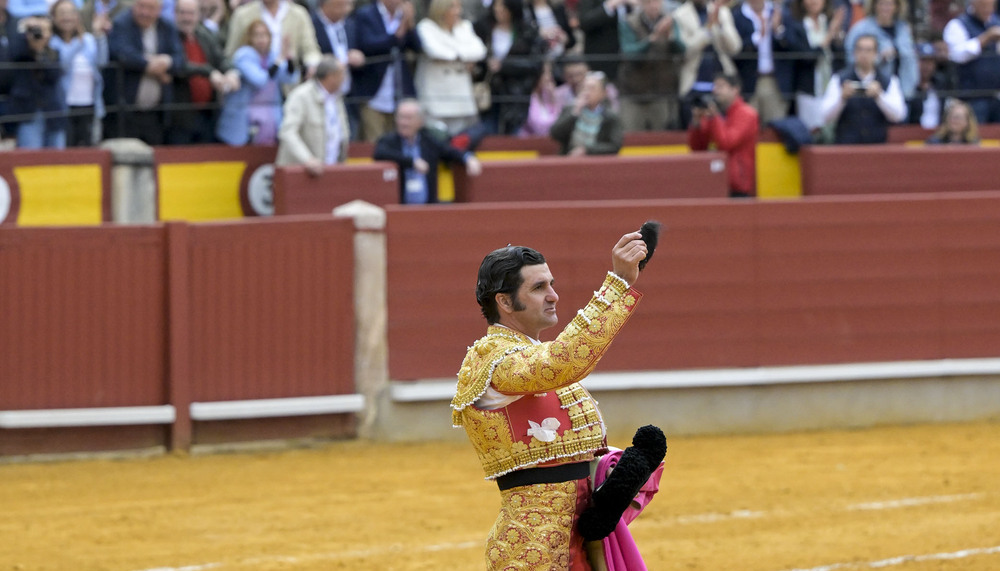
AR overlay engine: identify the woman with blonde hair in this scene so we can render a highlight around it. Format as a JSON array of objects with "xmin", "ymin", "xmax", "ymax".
[
  {"xmin": 927, "ymin": 98, "xmax": 979, "ymax": 144},
  {"xmin": 216, "ymin": 19, "xmax": 299, "ymax": 145},
  {"xmin": 415, "ymin": 0, "xmax": 487, "ymax": 134}
]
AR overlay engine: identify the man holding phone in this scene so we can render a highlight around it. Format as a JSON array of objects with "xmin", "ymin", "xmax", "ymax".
[{"xmin": 820, "ymin": 33, "xmax": 907, "ymax": 144}]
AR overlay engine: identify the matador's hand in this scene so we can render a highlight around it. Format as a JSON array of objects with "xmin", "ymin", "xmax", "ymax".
[{"xmin": 612, "ymin": 231, "xmax": 647, "ymax": 286}]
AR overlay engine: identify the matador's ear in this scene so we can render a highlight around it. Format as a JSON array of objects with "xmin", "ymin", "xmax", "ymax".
[{"xmin": 495, "ymin": 292, "xmax": 513, "ymax": 313}]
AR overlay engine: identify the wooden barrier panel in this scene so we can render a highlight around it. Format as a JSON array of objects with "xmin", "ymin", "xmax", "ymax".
[
  {"xmin": 887, "ymin": 124, "xmax": 1000, "ymax": 144},
  {"xmin": 478, "ymin": 134, "xmax": 561, "ymax": 155},
  {"xmin": 0, "ymin": 216, "xmax": 359, "ymax": 455},
  {"xmin": 0, "ymin": 225, "xmax": 169, "ymax": 455},
  {"xmin": 272, "ymin": 162, "xmax": 400, "ymax": 215},
  {"xmin": 183, "ymin": 216, "xmax": 356, "ymax": 402},
  {"xmin": 154, "ymin": 145, "xmax": 277, "ymax": 220},
  {"xmin": 0, "ymin": 149, "xmax": 112, "ymax": 226},
  {"xmin": 452, "ymin": 153, "xmax": 729, "ymax": 202},
  {"xmin": 0, "ymin": 226, "xmax": 168, "ymax": 408},
  {"xmin": 799, "ymin": 145, "xmax": 1000, "ymax": 195},
  {"xmin": 384, "ymin": 193, "xmax": 1000, "ymax": 380},
  {"xmin": 623, "ymin": 131, "xmax": 690, "ymax": 146}
]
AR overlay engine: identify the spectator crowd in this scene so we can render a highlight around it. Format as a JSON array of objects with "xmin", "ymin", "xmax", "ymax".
[{"xmin": 0, "ymin": 0, "xmax": 997, "ymax": 167}]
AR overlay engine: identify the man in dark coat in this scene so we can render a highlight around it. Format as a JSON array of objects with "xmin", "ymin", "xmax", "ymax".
[
  {"xmin": 105, "ymin": 0, "xmax": 184, "ymax": 144},
  {"xmin": 373, "ymin": 99, "xmax": 482, "ymax": 204},
  {"xmin": 349, "ymin": 0, "xmax": 421, "ymax": 142}
]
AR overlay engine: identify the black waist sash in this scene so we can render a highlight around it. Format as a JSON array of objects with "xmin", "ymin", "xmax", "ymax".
[{"xmin": 495, "ymin": 461, "xmax": 591, "ymax": 491}]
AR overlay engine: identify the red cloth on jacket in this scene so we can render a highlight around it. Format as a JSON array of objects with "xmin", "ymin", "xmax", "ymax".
[{"xmin": 687, "ymin": 96, "xmax": 759, "ymax": 196}]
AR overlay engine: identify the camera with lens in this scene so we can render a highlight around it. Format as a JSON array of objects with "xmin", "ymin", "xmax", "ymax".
[{"xmin": 688, "ymin": 92, "xmax": 716, "ymax": 110}]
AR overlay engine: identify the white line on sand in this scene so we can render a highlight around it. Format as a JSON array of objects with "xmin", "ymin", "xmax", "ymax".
[
  {"xmin": 132, "ymin": 541, "xmax": 481, "ymax": 571},
  {"xmin": 133, "ymin": 493, "xmax": 990, "ymax": 570},
  {"xmin": 778, "ymin": 544, "xmax": 1000, "ymax": 571},
  {"xmin": 846, "ymin": 493, "xmax": 985, "ymax": 511}
]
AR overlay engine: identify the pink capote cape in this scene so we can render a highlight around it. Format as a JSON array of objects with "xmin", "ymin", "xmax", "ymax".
[{"xmin": 594, "ymin": 448, "xmax": 666, "ymax": 571}]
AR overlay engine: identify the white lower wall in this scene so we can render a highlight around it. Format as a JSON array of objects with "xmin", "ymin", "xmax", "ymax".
[{"xmin": 372, "ymin": 360, "xmax": 1000, "ymax": 442}]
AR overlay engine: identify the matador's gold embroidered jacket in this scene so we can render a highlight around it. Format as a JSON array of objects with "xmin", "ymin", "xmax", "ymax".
[{"xmin": 452, "ymin": 272, "xmax": 642, "ymax": 479}]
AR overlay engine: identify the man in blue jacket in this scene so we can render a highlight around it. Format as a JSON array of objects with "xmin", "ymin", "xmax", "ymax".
[
  {"xmin": 349, "ymin": 0, "xmax": 420, "ymax": 142},
  {"xmin": 373, "ymin": 99, "xmax": 482, "ymax": 204},
  {"xmin": 105, "ymin": 0, "xmax": 184, "ymax": 144}
]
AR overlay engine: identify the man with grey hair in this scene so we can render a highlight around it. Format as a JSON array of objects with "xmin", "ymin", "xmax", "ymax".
[
  {"xmin": 373, "ymin": 98, "xmax": 482, "ymax": 204},
  {"xmin": 277, "ymin": 56, "xmax": 350, "ymax": 176}
]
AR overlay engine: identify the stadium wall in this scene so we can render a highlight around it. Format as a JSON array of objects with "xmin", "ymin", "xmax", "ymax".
[
  {"xmin": 4, "ymin": 165, "xmax": 1000, "ymax": 455},
  {"xmin": 377, "ymin": 193, "xmax": 1000, "ymax": 440}
]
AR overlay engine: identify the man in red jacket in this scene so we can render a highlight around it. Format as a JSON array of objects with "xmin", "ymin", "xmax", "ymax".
[{"xmin": 687, "ymin": 73, "xmax": 760, "ymax": 198}]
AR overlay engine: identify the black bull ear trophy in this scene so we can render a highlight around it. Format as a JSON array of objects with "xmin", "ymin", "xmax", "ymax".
[{"xmin": 638, "ymin": 220, "xmax": 661, "ymax": 272}]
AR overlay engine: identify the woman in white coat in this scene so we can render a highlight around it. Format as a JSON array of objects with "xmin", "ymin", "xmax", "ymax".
[{"xmin": 415, "ymin": 0, "xmax": 487, "ymax": 134}]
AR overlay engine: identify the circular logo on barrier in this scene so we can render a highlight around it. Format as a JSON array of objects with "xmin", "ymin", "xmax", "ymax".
[
  {"xmin": 0, "ymin": 175, "xmax": 11, "ymax": 224},
  {"xmin": 247, "ymin": 163, "xmax": 275, "ymax": 216}
]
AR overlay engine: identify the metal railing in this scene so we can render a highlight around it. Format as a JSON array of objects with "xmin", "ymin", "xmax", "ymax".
[{"xmin": 0, "ymin": 48, "xmax": 992, "ymax": 144}]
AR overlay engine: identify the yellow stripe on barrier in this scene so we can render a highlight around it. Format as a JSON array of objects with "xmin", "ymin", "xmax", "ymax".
[
  {"xmin": 158, "ymin": 162, "xmax": 246, "ymax": 221},
  {"xmin": 438, "ymin": 164, "xmax": 454, "ymax": 203},
  {"xmin": 756, "ymin": 142, "xmax": 801, "ymax": 199},
  {"xmin": 15, "ymin": 164, "xmax": 103, "ymax": 226},
  {"xmin": 620, "ymin": 145, "xmax": 690, "ymax": 156},
  {"xmin": 345, "ymin": 157, "xmax": 374, "ymax": 164},
  {"xmin": 477, "ymin": 150, "xmax": 539, "ymax": 161},
  {"xmin": 981, "ymin": 139, "xmax": 999, "ymax": 147}
]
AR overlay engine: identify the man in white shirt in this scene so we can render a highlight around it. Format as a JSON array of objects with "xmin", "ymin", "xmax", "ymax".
[
  {"xmin": 732, "ymin": 0, "xmax": 790, "ymax": 126},
  {"xmin": 276, "ymin": 56, "xmax": 350, "ymax": 176},
  {"xmin": 821, "ymin": 33, "xmax": 906, "ymax": 143},
  {"xmin": 943, "ymin": 0, "xmax": 1000, "ymax": 123}
]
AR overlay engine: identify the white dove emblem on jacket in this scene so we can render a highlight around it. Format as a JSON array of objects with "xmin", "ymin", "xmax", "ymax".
[{"xmin": 527, "ymin": 417, "xmax": 561, "ymax": 442}]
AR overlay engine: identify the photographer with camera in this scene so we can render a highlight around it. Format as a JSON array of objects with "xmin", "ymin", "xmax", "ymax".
[
  {"xmin": 820, "ymin": 33, "xmax": 906, "ymax": 144},
  {"xmin": 687, "ymin": 72, "xmax": 759, "ymax": 198},
  {"xmin": 8, "ymin": 14, "xmax": 67, "ymax": 148}
]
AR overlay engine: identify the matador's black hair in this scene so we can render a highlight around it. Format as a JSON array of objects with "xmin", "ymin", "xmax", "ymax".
[{"xmin": 475, "ymin": 246, "xmax": 546, "ymax": 324}]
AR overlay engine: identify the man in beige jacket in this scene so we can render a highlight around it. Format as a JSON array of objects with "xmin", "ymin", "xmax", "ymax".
[
  {"xmin": 225, "ymin": 0, "xmax": 322, "ymax": 72},
  {"xmin": 276, "ymin": 57, "xmax": 350, "ymax": 176}
]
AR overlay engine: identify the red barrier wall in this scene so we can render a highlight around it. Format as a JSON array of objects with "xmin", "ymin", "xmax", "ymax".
[
  {"xmin": 886, "ymin": 124, "xmax": 1000, "ymax": 143},
  {"xmin": 799, "ymin": 146, "xmax": 1000, "ymax": 195},
  {"xmin": 0, "ymin": 226, "xmax": 167, "ymax": 408},
  {"xmin": 0, "ymin": 216, "xmax": 358, "ymax": 455},
  {"xmin": 452, "ymin": 153, "xmax": 729, "ymax": 202},
  {"xmin": 384, "ymin": 193, "xmax": 1000, "ymax": 380},
  {"xmin": 272, "ymin": 162, "xmax": 399, "ymax": 214},
  {"xmin": 183, "ymin": 217, "xmax": 356, "ymax": 401}
]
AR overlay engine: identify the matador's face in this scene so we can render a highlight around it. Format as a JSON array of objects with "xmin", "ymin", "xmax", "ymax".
[{"xmin": 501, "ymin": 264, "xmax": 559, "ymax": 338}]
